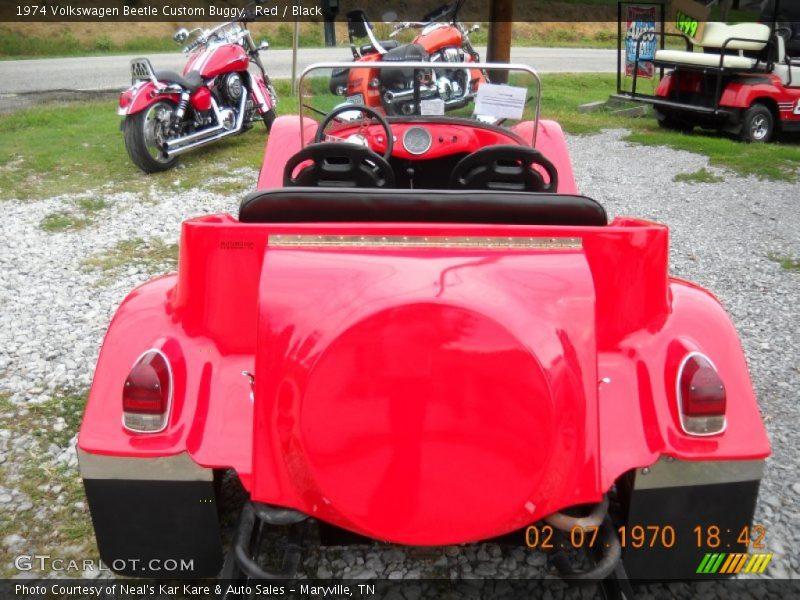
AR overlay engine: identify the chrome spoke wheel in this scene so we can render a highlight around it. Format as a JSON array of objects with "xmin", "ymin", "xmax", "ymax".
[{"xmin": 142, "ymin": 102, "xmax": 176, "ymax": 164}]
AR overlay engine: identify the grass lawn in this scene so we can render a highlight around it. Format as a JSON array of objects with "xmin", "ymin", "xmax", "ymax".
[
  {"xmin": 0, "ymin": 20, "xmax": 623, "ymax": 59},
  {"xmin": 1, "ymin": 74, "xmax": 798, "ymax": 203}
]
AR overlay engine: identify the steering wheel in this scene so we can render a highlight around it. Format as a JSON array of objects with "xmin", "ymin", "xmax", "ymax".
[
  {"xmin": 315, "ymin": 104, "xmax": 394, "ymax": 161},
  {"xmin": 449, "ymin": 145, "xmax": 559, "ymax": 193}
]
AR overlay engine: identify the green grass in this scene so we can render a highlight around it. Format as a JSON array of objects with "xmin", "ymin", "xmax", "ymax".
[
  {"xmin": 673, "ymin": 168, "xmax": 725, "ymax": 184},
  {"xmin": 768, "ymin": 252, "xmax": 800, "ymax": 273},
  {"xmin": 82, "ymin": 237, "xmax": 179, "ymax": 283},
  {"xmin": 40, "ymin": 196, "xmax": 109, "ymax": 232},
  {"xmin": 1, "ymin": 74, "xmax": 799, "ymax": 204},
  {"xmin": 537, "ymin": 73, "xmax": 800, "ymax": 180},
  {"xmin": 40, "ymin": 212, "xmax": 90, "ymax": 232},
  {"xmin": 0, "ymin": 91, "xmax": 291, "ymax": 200},
  {"xmin": 0, "ymin": 27, "xmax": 177, "ymax": 59}
]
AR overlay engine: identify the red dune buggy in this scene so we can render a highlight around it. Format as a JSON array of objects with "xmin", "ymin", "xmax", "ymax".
[{"xmin": 78, "ymin": 62, "xmax": 769, "ymax": 586}]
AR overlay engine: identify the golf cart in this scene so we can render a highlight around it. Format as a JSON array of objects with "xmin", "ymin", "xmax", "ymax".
[
  {"xmin": 619, "ymin": 0, "xmax": 800, "ymax": 142},
  {"xmin": 78, "ymin": 62, "xmax": 770, "ymax": 587}
]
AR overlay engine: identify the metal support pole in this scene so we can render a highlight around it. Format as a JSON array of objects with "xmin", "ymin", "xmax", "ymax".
[{"xmin": 291, "ymin": 18, "xmax": 300, "ymax": 95}]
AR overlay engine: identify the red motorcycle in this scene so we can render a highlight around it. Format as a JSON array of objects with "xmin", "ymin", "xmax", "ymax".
[
  {"xmin": 118, "ymin": 11, "xmax": 277, "ymax": 173},
  {"xmin": 330, "ymin": 0, "xmax": 487, "ymax": 115}
]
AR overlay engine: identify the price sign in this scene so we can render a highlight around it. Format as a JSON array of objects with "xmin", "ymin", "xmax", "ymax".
[{"xmin": 672, "ymin": 0, "xmax": 711, "ymax": 42}]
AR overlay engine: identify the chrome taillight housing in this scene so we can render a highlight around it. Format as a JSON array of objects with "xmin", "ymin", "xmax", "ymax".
[
  {"xmin": 677, "ymin": 352, "xmax": 727, "ymax": 436},
  {"xmin": 122, "ymin": 349, "xmax": 172, "ymax": 433}
]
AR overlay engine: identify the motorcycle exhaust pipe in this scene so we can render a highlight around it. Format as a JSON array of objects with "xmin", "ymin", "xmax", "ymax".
[
  {"xmin": 383, "ymin": 85, "xmax": 437, "ymax": 104},
  {"xmin": 164, "ymin": 124, "xmax": 224, "ymax": 150},
  {"xmin": 383, "ymin": 87, "xmax": 473, "ymax": 108},
  {"xmin": 166, "ymin": 128, "xmax": 236, "ymax": 157},
  {"xmin": 165, "ymin": 93, "xmax": 247, "ymax": 156}
]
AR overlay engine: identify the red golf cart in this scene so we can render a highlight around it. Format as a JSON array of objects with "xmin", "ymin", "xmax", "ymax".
[
  {"xmin": 620, "ymin": 0, "xmax": 800, "ymax": 142},
  {"xmin": 78, "ymin": 62, "xmax": 769, "ymax": 588}
]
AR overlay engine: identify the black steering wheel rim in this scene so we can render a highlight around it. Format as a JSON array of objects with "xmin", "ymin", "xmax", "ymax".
[{"xmin": 315, "ymin": 104, "xmax": 394, "ymax": 161}]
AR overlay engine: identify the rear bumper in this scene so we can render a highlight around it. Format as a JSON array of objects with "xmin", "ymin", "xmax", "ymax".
[{"xmin": 79, "ymin": 449, "xmax": 223, "ymax": 577}]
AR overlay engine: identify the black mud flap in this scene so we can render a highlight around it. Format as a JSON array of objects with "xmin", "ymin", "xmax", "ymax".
[
  {"xmin": 83, "ymin": 478, "xmax": 223, "ymax": 577},
  {"xmin": 617, "ymin": 459, "xmax": 763, "ymax": 581}
]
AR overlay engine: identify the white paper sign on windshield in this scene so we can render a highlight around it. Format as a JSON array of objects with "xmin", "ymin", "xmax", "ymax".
[
  {"xmin": 474, "ymin": 83, "xmax": 528, "ymax": 120},
  {"xmin": 420, "ymin": 98, "xmax": 445, "ymax": 116}
]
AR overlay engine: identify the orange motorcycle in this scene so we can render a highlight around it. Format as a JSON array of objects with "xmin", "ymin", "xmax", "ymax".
[{"xmin": 330, "ymin": 0, "xmax": 487, "ymax": 115}]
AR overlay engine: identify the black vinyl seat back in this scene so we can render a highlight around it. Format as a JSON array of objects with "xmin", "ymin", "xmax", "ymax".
[
  {"xmin": 450, "ymin": 145, "xmax": 559, "ymax": 193},
  {"xmin": 346, "ymin": 9, "xmax": 371, "ymax": 38},
  {"xmin": 283, "ymin": 143, "xmax": 395, "ymax": 189},
  {"xmin": 239, "ymin": 187, "xmax": 607, "ymax": 226}
]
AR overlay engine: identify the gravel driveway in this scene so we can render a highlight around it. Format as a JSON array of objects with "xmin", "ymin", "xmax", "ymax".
[{"xmin": 0, "ymin": 129, "xmax": 797, "ymax": 592}]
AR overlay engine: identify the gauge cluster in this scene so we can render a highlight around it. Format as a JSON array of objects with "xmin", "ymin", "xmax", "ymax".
[{"xmin": 402, "ymin": 126, "xmax": 433, "ymax": 155}]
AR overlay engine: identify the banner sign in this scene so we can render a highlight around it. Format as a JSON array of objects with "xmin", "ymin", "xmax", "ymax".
[{"xmin": 625, "ymin": 5, "xmax": 658, "ymax": 79}]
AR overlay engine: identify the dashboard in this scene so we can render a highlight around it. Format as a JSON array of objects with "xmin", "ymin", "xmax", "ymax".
[{"xmin": 326, "ymin": 120, "xmax": 524, "ymax": 161}]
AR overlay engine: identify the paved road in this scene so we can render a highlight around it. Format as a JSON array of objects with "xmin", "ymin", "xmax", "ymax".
[{"xmin": 0, "ymin": 47, "xmax": 616, "ymax": 95}]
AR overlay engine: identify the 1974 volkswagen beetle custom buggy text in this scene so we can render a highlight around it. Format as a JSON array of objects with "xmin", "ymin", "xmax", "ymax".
[{"xmin": 78, "ymin": 63, "xmax": 770, "ymax": 584}]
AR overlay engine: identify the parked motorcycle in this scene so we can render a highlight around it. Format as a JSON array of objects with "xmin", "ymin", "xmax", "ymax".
[
  {"xmin": 330, "ymin": 0, "xmax": 487, "ymax": 116},
  {"xmin": 119, "ymin": 12, "xmax": 277, "ymax": 173}
]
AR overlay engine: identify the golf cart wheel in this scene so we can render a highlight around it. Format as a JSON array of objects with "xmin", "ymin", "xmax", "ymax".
[
  {"xmin": 740, "ymin": 103, "xmax": 774, "ymax": 143},
  {"xmin": 655, "ymin": 109, "xmax": 694, "ymax": 133}
]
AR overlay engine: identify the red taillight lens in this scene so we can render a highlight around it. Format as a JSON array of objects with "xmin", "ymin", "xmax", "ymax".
[
  {"xmin": 678, "ymin": 354, "xmax": 726, "ymax": 435},
  {"xmin": 123, "ymin": 350, "xmax": 171, "ymax": 432},
  {"xmin": 119, "ymin": 92, "xmax": 132, "ymax": 109}
]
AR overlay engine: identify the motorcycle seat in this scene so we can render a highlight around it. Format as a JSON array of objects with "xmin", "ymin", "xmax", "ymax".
[
  {"xmin": 360, "ymin": 39, "xmax": 400, "ymax": 55},
  {"xmin": 382, "ymin": 43, "xmax": 428, "ymax": 63},
  {"xmin": 155, "ymin": 70, "xmax": 204, "ymax": 92}
]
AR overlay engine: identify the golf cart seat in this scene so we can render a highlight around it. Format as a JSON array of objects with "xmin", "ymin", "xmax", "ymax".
[
  {"xmin": 654, "ymin": 22, "xmax": 771, "ymax": 70},
  {"xmin": 238, "ymin": 188, "xmax": 607, "ymax": 227}
]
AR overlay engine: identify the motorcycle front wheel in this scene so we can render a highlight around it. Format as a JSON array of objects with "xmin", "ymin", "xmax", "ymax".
[{"xmin": 123, "ymin": 100, "xmax": 179, "ymax": 173}]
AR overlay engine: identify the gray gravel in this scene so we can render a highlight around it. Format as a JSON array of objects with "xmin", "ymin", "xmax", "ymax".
[{"xmin": 0, "ymin": 129, "xmax": 797, "ymax": 590}]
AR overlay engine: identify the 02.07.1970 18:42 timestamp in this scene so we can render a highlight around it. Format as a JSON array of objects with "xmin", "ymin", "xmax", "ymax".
[{"xmin": 524, "ymin": 524, "xmax": 767, "ymax": 550}]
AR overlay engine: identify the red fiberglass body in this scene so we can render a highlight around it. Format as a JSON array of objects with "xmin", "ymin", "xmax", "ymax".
[{"xmin": 79, "ymin": 62, "xmax": 769, "ymax": 581}]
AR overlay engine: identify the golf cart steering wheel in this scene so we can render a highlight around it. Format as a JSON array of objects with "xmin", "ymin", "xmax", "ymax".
[{"xmin": 315, "ymin": 104, "xmax": 394, "ymax": 161}]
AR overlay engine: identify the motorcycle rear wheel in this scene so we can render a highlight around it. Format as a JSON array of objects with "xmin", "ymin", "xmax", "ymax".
[
  {"xmin": 262, "ymin": 108, "xmax": 276, "ymax": 132},
  {"xmin": 124, "ymin": 100, "xmax": 179, "ymax": 173}
]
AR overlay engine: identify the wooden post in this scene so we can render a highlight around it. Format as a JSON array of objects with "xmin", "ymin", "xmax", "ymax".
[
  {"xmin": 487, "ymin": 0, "xmax": 513, "ymax": 83},
  {"xmin": 720, "ymin": 0, "xmax": 733, "ymax": 21}
]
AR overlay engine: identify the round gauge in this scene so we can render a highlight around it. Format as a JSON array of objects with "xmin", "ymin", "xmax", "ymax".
[{"xmin": 403, "ymin": 126, "xmax": 432, "ymax": 155}]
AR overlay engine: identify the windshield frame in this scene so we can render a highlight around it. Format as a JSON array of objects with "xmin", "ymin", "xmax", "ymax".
[{"xmin": 297, "ymin": 61, "xmax": 543, "ymax": 149}]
